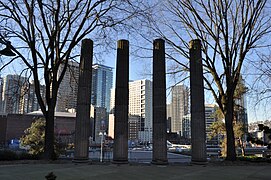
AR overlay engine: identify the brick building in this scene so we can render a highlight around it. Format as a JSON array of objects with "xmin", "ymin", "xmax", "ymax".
[{"xmin": 0, "ymin": 111, "xmax": 76, "ymax": 146}]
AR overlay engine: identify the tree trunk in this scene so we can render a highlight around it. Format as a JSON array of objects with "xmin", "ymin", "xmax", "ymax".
[
  {"xmin": 43, "ymin": 106, "xmax": 55, "ymax": 160},
  {"xmin": 225, "ymin": 95, "xmax": 237, "ymax": 161}
]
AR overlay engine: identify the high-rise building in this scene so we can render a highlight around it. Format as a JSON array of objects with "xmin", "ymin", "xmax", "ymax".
[
  {"xmin": 129, "ymin": 79, "xmax": 152, "ymax": 143},
  {"xmin": 169, "ymin": 84, "xmax": 189, "ymax": 135},
  {"xmin": 57, "ymin": 61, "xmax": 80, "ymax": 112},
  {"xmin": 1, "ymin": 74, "xmax": 28, "ymax": 114},
  {"xmin": 57, "ymin": 62, "xmax": 113, "ymax": 113},
  {"xmin": 128, "ymin": 115, "xmax": 141, "ymax": 141},
  {"xmin": 91, "ymin": 64, "xmax": 113, "ymax": 113},
  {"xmin": 182, "ymin": 114, "xmax": 191, "ymax": 139},
  {"xmin": 19, "ymin": 81, "xmax": 46, "ymax": 113},
  {"xmin": 109, "ymin": 79, "xmax": 153, "ymax": 142},
  {"xmin": 108, "ymin": 114, "xmax": 141, "ymax": 143}
]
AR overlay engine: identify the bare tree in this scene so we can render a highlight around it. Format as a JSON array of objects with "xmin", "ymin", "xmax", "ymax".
[
  {"xmin": 248, "ymin": 51, "xmax": 271, "ymax": 112},
  {"xmin": 0, "ymin": 0, "xmax": 145, "ymax": 160},
  {"xmin": 145, "ymin": 0, "xmax": 271, "ymax": 160}
]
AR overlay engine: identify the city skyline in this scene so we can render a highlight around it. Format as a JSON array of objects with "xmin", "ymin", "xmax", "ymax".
[
  {"xmin": 0, "ymin": 60, "xmax": 264, "ymax": 126},
  {"xmin": 56, "ymin": 61, "xmax": 113, "ymax": 113},
  {"xmin": 1, "ymin": 49, "xmax": 268, "ymax": 123}
]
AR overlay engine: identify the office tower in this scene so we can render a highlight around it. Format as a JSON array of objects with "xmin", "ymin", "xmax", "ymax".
[
  {"xmin": 108, "ymin": 114, "xmax": 141, "ymax": 142},
  {"xmin": 182, "ymin": 114, "xmax": 191, "ymax": 139},
  {"xmin": 109, "ymin": 79, "xmax": 153, "ymax": 142},
  {"xmin": 57, "ymin": 62, "xmax": 113, "ymax": 113},
  {"xmin": 1, "ymin": 74, "xmax": 28, "ymax": 114},
  {"xmin": 170, "ymin": 84, "xmax": 189, "ymax": 135},
  {"xmin": 129, "ymin": 79, "xmax": 152, "ymax": 143},
  {"xmin": 91, "ymin": 64, "xmax": 113, "ymax": 113},
  {"xmin": 128, "ymin": 115, "xmax": 141, "ymax": 141},
  {"xmin": 57, "ymin": 61, "xmax": 80, "ymax": 112},
  {"xmin": 19, "ymin": 81, "xmax": 46, "ymax": 113}
]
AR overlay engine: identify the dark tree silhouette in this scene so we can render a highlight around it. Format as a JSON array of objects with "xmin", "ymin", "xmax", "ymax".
[
  {"xmin": 0, "ymin": 0, "xmax": 146, "ymax": 160},
  {"xmin": 144, "ymin": 0, "xmax": 271, "ymax": 161}
]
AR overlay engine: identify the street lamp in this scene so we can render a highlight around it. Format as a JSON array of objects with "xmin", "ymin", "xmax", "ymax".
[
  {"xmin": 99, "ymin": 131, "xmax": 106, "ymax": 162},
  {"xmin": 0, "ymin": 41, "xmax": 16, "ymax": 56}
]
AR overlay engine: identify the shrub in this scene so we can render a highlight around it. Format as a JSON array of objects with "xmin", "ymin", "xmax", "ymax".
[
  {"xmin": 0, "ymin": 150, "xmax": 18, "ymax": 160},
  {"xmin": 238, "ymin": 155, "xmax": 271, "ymax": 162},
  {"xmin": 19, "ymin": 151, "xmax": 40, "ymax": 160},
  {"xmin": 0, "ymin": 150, "xmax": 41, "ymax": 161}
]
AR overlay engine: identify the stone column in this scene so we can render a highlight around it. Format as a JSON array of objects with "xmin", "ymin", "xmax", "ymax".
[
  {"xmin": 113, "ymin": 39, "xmax": 129, "ymax": 164},
  {"xmin": 189, "ymin": 39, "xmax": 207, "ymax": 164},
  {"xmin": 152, "ymin": 39, "xmax": 168, "ymax": 165},
  {"xmin": 73, "ymin": 39, "xmax": 93, "ymax": 162}
]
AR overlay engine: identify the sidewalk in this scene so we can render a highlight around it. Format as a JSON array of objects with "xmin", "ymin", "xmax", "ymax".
[{"xmin": 0, "ymin": 161, "xmax": 270, "ymax": 180}]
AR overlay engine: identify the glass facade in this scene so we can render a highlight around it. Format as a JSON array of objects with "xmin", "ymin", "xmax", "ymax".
[{"xmin": 91, "ymin": 64, "xmax": 113, "ymax": 113}]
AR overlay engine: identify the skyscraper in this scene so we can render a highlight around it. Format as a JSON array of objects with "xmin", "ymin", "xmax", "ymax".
[
  {"xmin": 57, "ymin": 62, "xmax": 113, "ymax": 113},
  {"xmin": 129, "ymin": 79, "xmax": 152, "ymax": 143},
  {"xmin": 91, "ymin": 64, "xmax": 113, "ymax": 113},
  {"xmin": 169, "ymin": 84, "xmax": 189, "ymax": 135},
  {"xmin": 57, "ymin": 61, "xmax": 80, "ymax": 112},
  {"xmin": 1, "ymin": 74, "xmax": 28, "ymax": 114},
  {"xmin": 19, "ymin": 81, "xmax": 46, "ymax": 113}
]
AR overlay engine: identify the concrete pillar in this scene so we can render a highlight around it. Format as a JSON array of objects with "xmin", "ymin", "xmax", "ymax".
[
  {"xmin": 152, "ymin": 39, "xmax": 168, "ymax": 165},
  {"xmin": 73, "ymin": 39, "xmax": 93, "ymax": 162},
  {"xmin": 189, "ymin": 39, "xmax": 207, "ymax": 164},
  {"xmin": 113, "ymin": 39, "xmax": 129, "ymax": 164}
]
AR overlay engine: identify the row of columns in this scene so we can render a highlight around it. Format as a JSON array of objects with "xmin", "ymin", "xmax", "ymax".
[{"xmin": 73, "ymin": 38, "xmax": 207, "ymax": 164}]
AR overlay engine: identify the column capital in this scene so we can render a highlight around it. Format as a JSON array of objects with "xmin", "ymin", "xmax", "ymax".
[
  {"xmin": 189, "ymin": 39, "xmax": 201, "ymax": 50},
  {"xmin": 117, "ymin": 39, "xmax": 129, "ymax": 49}
]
